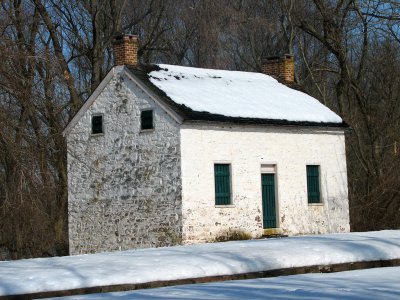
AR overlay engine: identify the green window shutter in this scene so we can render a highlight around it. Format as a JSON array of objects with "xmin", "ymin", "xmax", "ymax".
[
  {"xmin": 91, "ymin": 115, "xmax": 103, "ymax": 134},
  {"xmin": 141, "ymin": 110, "xmax": 153, "ymax": 130},
  {"xmin": 214, "ymin": 164, "xmax": 231, "ymax": 205},
  {"xmin": 307, "ymin": 165, "xmax": 321, "ymax": 203}
]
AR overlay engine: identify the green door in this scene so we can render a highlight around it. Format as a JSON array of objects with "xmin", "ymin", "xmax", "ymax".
[{"xmin": 262, "ymin": 174, "xmax": 277, "ymax": 229}]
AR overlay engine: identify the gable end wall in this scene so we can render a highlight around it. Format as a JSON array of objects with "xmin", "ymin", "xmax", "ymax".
[{"xmin": 67, "ymin": 70, "xmax": 182, "ymax": 255}]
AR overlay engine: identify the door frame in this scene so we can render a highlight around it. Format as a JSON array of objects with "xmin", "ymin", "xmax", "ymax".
[{"xmin": 260, "ymin": 164, "xmax": 279, "ymax": 229}]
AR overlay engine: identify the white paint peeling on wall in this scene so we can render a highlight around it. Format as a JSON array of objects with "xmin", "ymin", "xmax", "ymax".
[{"xmin": 180, "ymin": 124, "xmax": 350, "ymax": 243}]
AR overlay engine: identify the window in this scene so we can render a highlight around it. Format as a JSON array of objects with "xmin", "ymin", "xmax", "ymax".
[
  {"xmin": 307, "ymin": 165, "xmax": 321, "ymax": 203},
  {"xmin": 141, "ymin": 110, "xmax": 153, "ymax": 130},
  {"xmin": 214, "ymin": 164, "xmax": 231, "ymax": 205},
  {"xmin": 91, "ymin": 115, "xmax": 103, "ymax": 134}
]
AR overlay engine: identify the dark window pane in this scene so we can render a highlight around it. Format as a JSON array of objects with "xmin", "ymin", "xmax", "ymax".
[
  {"xmin": 141, "ymin": 110, "xmax": 153, "ymax": 130},
  {"xmin": 307, "ymin": 165, "xmax": 321, "ymax": 203},
  {"xmin": 214, "ymin": 164, "xmax": 231, "ymax": 205},
  {"xmin": 92, "ymin": 115, "xmax": 103, "ymax": 134}
]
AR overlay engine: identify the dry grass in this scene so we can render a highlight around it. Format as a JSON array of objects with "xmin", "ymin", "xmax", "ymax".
[{"xmin": 214, "ymin": 229, "xmax": 252, "ymax": 242}]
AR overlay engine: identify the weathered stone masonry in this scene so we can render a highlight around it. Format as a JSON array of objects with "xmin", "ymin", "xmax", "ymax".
[
  {"xmin": 66, "ymin": 65, "xmax": 350, "ymax": 254},
  {"xmin": 67, "ymin": 70, "xmax": 182, "ymax": 255}
]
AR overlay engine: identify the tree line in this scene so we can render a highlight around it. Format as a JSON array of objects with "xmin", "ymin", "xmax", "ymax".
[{"xmin": 0, "ymin": 0, "xmax": 399, "ymax": 259}]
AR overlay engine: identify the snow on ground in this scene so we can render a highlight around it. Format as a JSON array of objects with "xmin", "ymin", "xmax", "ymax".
[
  {"xmin": 1, "ymin": 231, "xmax": 400, "ymax": 296},
  {"xmin": 49, "ymin": 267, "xmax": 400, "ymax": 300},
  {"xmin": 148, "ymin": 64, "xmax": 343, "ymax": 123}
]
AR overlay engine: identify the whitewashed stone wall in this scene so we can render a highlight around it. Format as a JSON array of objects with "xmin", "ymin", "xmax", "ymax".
[
  {"xmin": 67, "ymin": 70, "xmax": 182, "ymax": 255},
  {"xmin": 180, "ymin": 124, "xmax": 350, "ymax": 243},
  {"xmin": 67, "ymin": 67, "xmax": 350, "ymax": 253}
]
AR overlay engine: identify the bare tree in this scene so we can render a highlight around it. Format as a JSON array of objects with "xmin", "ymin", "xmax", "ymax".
[
  {"xmin": 0, "ymin": 0, "xmax": 399, "ymax": 259},
  {"xmin": 291, "ymin": 0, "xmax": 400, "ymax": 230}
]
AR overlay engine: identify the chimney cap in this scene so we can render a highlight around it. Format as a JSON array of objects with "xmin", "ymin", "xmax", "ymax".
[
  {"xmin": 262, "ymin": 54, "xmax": 293, "ymax": 62},
  {"xmin": 113, "ymin": 34, "xmax": 139, "ymax": 44}
]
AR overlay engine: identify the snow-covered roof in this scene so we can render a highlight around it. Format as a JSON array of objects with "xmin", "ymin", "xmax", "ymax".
[{"xmin": 148, "ymin": 64, "xmax": 343, "ymax": 125}]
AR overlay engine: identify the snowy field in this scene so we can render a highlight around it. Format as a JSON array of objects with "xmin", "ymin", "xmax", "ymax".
[
  {"xmin": 49, "ymin": 267, "xmax": 400, "ymax": 300},
  {"xmin": 0, "ymin": 231, "xmax": 400, "ymax": 297}
]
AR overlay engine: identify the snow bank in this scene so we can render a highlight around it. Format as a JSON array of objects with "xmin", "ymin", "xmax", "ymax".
[
  {"xmin": 50, "ymin": 267, "xmax": 400, "ymax": 300},
  {"xmin": 149, "ymin": 64, "xmax": 343, "ymax": 123},
  {"xmin": 0, "ymin": 230, "xmax": 400, "ymax": 296}
]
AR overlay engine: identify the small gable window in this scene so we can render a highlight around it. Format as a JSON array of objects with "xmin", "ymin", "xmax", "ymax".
[
  {"xmin": 91, "ymin": 115, "xmax": 103, "ymax": 134},
  {"xmin": 141, "ymin": 110, "xmax": 153, "ymax": 130}
]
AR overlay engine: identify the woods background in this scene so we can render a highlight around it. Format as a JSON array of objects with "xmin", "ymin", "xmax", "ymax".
[{"xmin": 0, "ymin": 0, "xmax": 399, "ymax": 259}]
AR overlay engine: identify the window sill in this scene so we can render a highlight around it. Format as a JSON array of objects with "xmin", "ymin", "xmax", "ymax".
[
  {"xmin": 91, "ymin": 133, "xmax": 104, "ymax": 137},
  {"xmin": 308, "ymin": 202, "xmax": 324, "ymax": 206},
  {"xmin": 215, "ymin": 204, "xmax": 235, "ymax": 208},
  {"xmin": 140, "ymin": 129, "xmax": 154, "ymax": 134}
]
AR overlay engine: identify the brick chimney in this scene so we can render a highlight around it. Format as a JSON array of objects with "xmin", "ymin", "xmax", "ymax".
[
  {"xmin": 261, "ymin": 54, "xmax": 294, "ymax": 84},
  {"xmin": 113, "ymin": 34, "xmax": 139, "ymax": 66}
]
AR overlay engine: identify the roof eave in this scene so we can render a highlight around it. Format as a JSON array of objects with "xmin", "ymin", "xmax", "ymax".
[
  {"xmin": 182, "ymin": 116, "xmax": 348, "ymax": 129},
  {"xmin": 62, "ymin": 65, "xmax": 185, "ymax": 138},
  {"xmin": 62, "ymin": 67, "xmax": 119, "ymax": 137},
  {"xmin": 123, "ymin": 67, "xmax": 184, "ymax": 124}
]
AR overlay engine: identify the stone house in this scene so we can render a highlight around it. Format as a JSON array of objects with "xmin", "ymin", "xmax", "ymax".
[{"xmin": 64, "ymin": 35, "xmax": 350, "ymax": 255}]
